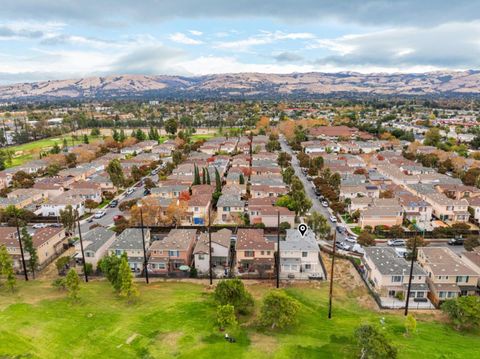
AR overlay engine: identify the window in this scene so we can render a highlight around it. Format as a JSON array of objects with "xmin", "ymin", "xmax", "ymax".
[
  {"xmin": 447, "ymin": 292, "xmax": 456, "ymax": 298},
  {"xmin": 223, "ymin": 207, "xmax": 230, "ymax": 212},
  {"xmin": 439, "ymin": 292, "xmax": 446, "ymax": 299},
  {"xmin": 266, "ymin": 251, "xmax": 271, "ymax": 255},
  {"xmin": 115, "ymin": 250, "xmax": 122, "ymax": 256},
  {"xmin": 245, "ymin": 251, "xmax": 254, "ymax": 257},
  {"xmin": 261, "ymin": 251, "xmax": 264, "ymax": 255},
  {"xmin": 416, "ymin": 292, "xmax": 424, "ymax": 298},
  {"xmin": 194, "ymin": 207, "xmax": 199, "ymax": 212},
  {"xmin": 305, "ymin": 264, "xmax": 312, "ymax": 270},
  {"xmin": 391, "ymin": 275, "xmax": 402, "ymax": 283},
  {"xmin": 456, "ymin": 276, "xmax": 469, "ymax": 283},
  {"xmin": 198, "ymin": 254, "xmax": 205, "ymax": 260},
  {"xmin": 158, "ymin": 263, "xmax": 166, "ymax": 269},
  {"xmin": 302, "ymin": 251, "xmax": 308, "ymax": 257},
  {"xmin": 388, "ymin": 290, "xmax": 396, "ymax": 297},
  {"xmin": 168, "ymin": 250, "xmax": 179, "ymax": 257}
]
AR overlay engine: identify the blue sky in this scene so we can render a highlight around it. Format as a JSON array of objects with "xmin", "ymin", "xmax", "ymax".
[{"xmin": 1, "ymin": 1, "xmax": 480, "ymax": 83}]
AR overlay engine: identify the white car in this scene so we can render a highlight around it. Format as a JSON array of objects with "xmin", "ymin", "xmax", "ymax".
[
  {"xmin": 125, "ymin": 188, "xmax": 134, "ymax": 196},
  {"xmin": 94, "ymin": 210, "xmax": 107, "ymax": 219},
  {"xmin": 321, "ymin": 201, "xmax": 329, "ymax": 207},
  {"xmin": 32, "ymin": 223, "xmax": 47, "ymax": 229},
  {"xmin": 329, "ymin": 215, "xmax": 337, "ymax": 223},
  {"xmin": 387, "ymin": 239, "xmax": 406, "ymax": 247},
  {"xmin": 345, "ymin": 236, "xmax": 357, "ymax": 244}
]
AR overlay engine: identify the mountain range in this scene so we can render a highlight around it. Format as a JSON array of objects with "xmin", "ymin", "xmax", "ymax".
[{"xmin": 2, "ymin": 71, "xmax": 480, "ymax": 102}]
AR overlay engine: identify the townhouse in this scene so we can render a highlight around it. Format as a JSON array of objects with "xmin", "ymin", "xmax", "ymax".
[
  {"xmin": 193, "ymin": 228, "xmax": 232, "ymax": 275},
  {"xmin": 76, "ymin": 227, "xmax": 116, "ymax": 270},
  {"xmin": 216, "ymin": 194, "xmax": 245, "ymax": 224},
  {"xmin": 108, "ymin": 228, "xmax": 151, "ymax": 273},
  {"xmin": 417, "ymin": 247, "xmax": 480, "ymax": 305},
  {"xmin": 280, "ymin": 229, "xmax": 322, "ymax": 280},
  {"xmin": 235, "ymin": 228, "xmax": 275, "ymax": 276},
  {"xmin": 148, "ymin": 229, "xmax": 197, "ymax": 274}
]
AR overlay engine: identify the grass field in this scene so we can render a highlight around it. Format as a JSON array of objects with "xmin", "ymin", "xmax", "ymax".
[
  {"xmin": 5, "ymin": 135, "xmax": 101, "ymax": 168},
  {"xmin": 0, "ymin": 279, "xmax": 477, "ymax": 359}
]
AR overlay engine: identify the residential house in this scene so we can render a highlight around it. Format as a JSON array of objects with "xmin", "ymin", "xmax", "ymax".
[
  {"xmin": 249, "ymin": 206, "xmax": 295, "ymax": 228},
  {"xmin": 32, "ymin": 227, "xmax": 66, "ymax": 267},
  {"xmin": 235, "ymin": 228, "xmax": 275, "ymax": 276},
  {"xmin": 108, "ymin": 228, "xmax": 151, "ymax": 273},
  {"xmin": 40, "ymin": 197, "xmax": 85, "ymax": 217},
  {"xmin": 216, "ymin": 195, "xmax": 245, "ymax": 224},
  {"xmin": 76, "ymin": 227, "xmax": 116, "ymax": 270},
  {"xmin": 193, "ymin": 228, "xmax": 232, "ymax": 275}
]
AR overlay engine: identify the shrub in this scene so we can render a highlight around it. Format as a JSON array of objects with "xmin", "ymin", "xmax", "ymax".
[
  {"xmin": 213, "ymin": 279, "xmax": 254, "ymax": 315},
  {"xmin": 216, "ymin": 304, "xmax": 237, "ymax": 330},
  {"xmin": 259, "ymin": 290, "xmax": 300, "ymax": 330},
  {"xmin": 51, "ymin": 278, "xmax": 67, "ymax": 290}
]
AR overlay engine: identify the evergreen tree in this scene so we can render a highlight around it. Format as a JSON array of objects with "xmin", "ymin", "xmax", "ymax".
[
  {"xmin": 193, "ymin": 164, "xmax": 201, "ymax": 185},
  {"xmin": 202, "ymin": 167, "xmax": 206, "ymax": 184},
  {"xmin": 206, "ymin": 169, "xmax": 211, "ymax": 185},
  {"xmin": 239, "ymin": 173, "xmax": 245, "ymax": 185},
  {"xmin": 119, "ymin": 129, "xmax": 126, "ymax": 142},
  {"xmin": 62, "ymin": 138, "xmax": 68, "ymax": 151},
  {"xmin": 215, "ymin": 168, "xmax": 222, "ymax": 192},
  {"xmin": 112, "ymin": 129, "xmax": 120, "ymax": 142},
  {"xmin": 59, "ymin": 205, "xmax": 77, "ymax": 235},
  {"xmin": 65, "ymin": 268, "xmax": 80, "ymax": 300},
  {"xmin": 83, "ymin": 134, "xmax": 89, "ymax": 144},
  {"xmin": 0, "ymin": 244, "xmax": 16, "ymax": 292},
  {"xmin": 51, "ymin": 142, "xmax": 61, "ymax": 154},
  {"xmin": 119, "ymin": 255, "xmax": 138, "ymax": 301},
  {"xmin": 21, "ymin": 226, "xmax": 38, "ymax": 278},
  {"xmin": 106, "ymin": 159, "xmax": 125, "ymax": 188}
]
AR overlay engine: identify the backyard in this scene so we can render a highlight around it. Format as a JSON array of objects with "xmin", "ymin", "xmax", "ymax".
[{"xmin": 0, "ymin": 279, "xmax": 477, "ymax": 359}]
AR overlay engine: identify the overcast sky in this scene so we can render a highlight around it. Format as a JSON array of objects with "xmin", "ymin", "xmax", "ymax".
[{"xmin": 1, "ymin": 0, "xmax": 480, "ymax": 84}]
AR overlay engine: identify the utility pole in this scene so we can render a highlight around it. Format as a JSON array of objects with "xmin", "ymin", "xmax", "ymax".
[
  {"xmin": 208, "ymin": 204, "xmax": 213, "ymax": 285},
  {"xmin": 276, "ymin": 210, "xmax": 280, "ymax": 288},
  {"xmin": 139, "ymin": 206, "xmax": 149, "ymax": 284},
  {"xmin": 14, "ymin": 209, "xmax": 28, "ymax": 281},
  {"xmin": 77, "ymin": 218, "xmax": 88, "ymax": 282},
  {"xmin": 328, "ymin": 231, "xmax": 337, "ymax": 319},
  {"xmin": 404, "ymin": 236, "xmax": 417, "ymax": 316}
]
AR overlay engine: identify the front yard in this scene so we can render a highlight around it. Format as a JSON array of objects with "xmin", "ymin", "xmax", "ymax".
[{"xmin": 0, "ymin": 279, "xmax": 478, "ymax": 358}]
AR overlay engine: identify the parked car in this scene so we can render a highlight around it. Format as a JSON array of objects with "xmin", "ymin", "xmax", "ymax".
[
  {"xmin": 306, "ymin": 175, "xmax": 313, "ymax": 181},
  {"xmin": 351, "ymin": 244, "xmax": 365, "ymax": 255},
  {"xmin": 49, "ymin": 223, "xmax": 62, "ymax": 228},
  {"xmin": 94, "ymin": 210, "xmax": 107, "ymax": 219},
  {"xmin": 113, "ymin": 215, "xmax": 125, "ymax": 223},
  {"xmin": 151, "ymin": 169, "xmax": 158, "ymax": 176},
  {"xmin": 387, "ymin": 239, "xmax": 406, "ymax": 247},
  {"xmin": 308, "ymin": 273, "xmax": 323, "ymax": 280},
  {"xmin": 329, "ymin": 215, "xmax": 337, "ymax": 223},
  {"xmin": 321, "ymin": 201, "xmax": 329, "ymax": 207},
  {"xmin": 336, "ymin": 242, "xmax": 351, "ymax": 251},
  {"xmin": 143, "ymin": 188, "xmax": 151, "ymax": 196},
  {"xmin": 345, "ymin": 236, "xmax": 357, "ymax": 244},
  {"xmin": 448, "ymin": 237, "xmax": 465, "ymax": 246},
  {"xmin": 336, "ymin": 226, "xmax": 346, "ymax": 233},
  {"xmin": 32, "ymin": 223, "xmax": 47, "ymax": 229},
  {"xmin": 87, "ymin": 217, "xmax": 94, "ymax": 223},
  {"xmin": 125, "ymin": 188, "xmax": 134, "ymax": 196},
  {"xmin": 109, "ymin": 200, "xmax": 118, "ymax": 208}
]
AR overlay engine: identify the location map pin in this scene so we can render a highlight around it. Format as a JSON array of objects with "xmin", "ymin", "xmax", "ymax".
[{"xmin": 298, "ymin": 223, "xmax": 308, "ymax": 237}]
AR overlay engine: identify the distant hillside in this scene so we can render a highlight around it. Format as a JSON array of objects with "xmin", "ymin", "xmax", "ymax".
[{"xmin": 2, "ymin": 71, "xmax": 480, "ymax": 102}]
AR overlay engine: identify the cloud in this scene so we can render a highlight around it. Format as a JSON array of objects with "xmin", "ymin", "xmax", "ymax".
[
  {"xmin": 188, "ymin": 30, "xmax": 203, "ymax": 36},
  {"xmin": 311, "ymin": 21, "xmax": 480, "ymax": 70},
  {"xmin": 1, "ymin": 1, "xmax": 480, "ymax": 27},
  {"xmin": 215, "ymin": 31, "xmax": 315, "ymax": 51},
  {"xmin": 0, "ymin": 21, "xmax": 63, "ymax": 40},
  {"xmin": 168, "ymin": 32, "xmax": 203, "ymax": 45},
  {"xmin": 274, "ymin": 52, "xmax": 304, "ymax": 62}
]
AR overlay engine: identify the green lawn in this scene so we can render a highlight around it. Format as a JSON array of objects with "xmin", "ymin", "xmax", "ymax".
[
  {"xmin": 0, "ymin": 280, "xmax": 477, "ymax": 359},
  {"xmin": 5, "ymin": 135, "xmax": 101, "ymax": 168}
]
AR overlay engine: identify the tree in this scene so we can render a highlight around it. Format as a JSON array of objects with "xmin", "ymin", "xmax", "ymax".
[
  {"xmin": 259, "ymin": 290, "xmax": 300, "ymax": 330},
  {"xmin": 143, "ymin": 178, "xmax": 156, "ymax": 190},
  {"xmin": 424, "ymin": 128, "xmax": 441, "ymax": 147},
  {"xmin": 65, "ymin": 268, "xmax": 80, "ymax": 301},
  {"xmin": 0, "ymin": 245, "xmax": 16, "ymax": 292},
  {"xmin": 239, "ymin": 173, "xmax": 245, "ymax": 185},
  {"xmin": 441, "ymin": 296, "xmax": 480, "ymax": 331},
  {"xmin": 90, "ymin": 128, "xmax": 100, "ymax": 136},
  {"xmin": 357, "ymin": 231, "xmax": 376, "ymax": 247},
  {"xmin": 12, "ymin": 171, "xmax": 34, "ymax": 188},
  {"xmin": 83, "ymin": 134, "xmax": 89, "ymax": 144},
  {"xmin": 21, "ymin": 226, "xmax": 38, "ymax": 278},
  {"xmin": 106, "ymin": 159, "xmax": 125, "ymax": 188},
  {"xmin": 216, "ymin": 304, "xmax": 237, "ymax": 330},
  {"xmin": 213, "ymin": 279, "xmax": 254, "ymax": 315},
  {"xmin": 65, "ymin": 153, "xmax": 77, "ymax": 168},
  {"xmin": 85, "ymin": 199, "xmax": 98, "ymax": 213},
  {"xmin": 60, "ymin": 205, "xmax": 77, "ymax": 235},
  {"xmin": 277, "ymin": 152, "xmax": 292, "ymax": 168},
  {"xmin": 389, "ymin": 225, "xmax": 404, "ymax": 238},
  {"xmin": 51, "ymin": 142, "xmax": 61, "ymax": 154},
  {"xmin": 119, "ymin": 129, "xmax": 127, "ymax": 142},
  {"xmin": 118, "ymin": 255, "xmax": 138, "ymax": 301},
  {"xmin": 193, "ymin": 165, "xmax": 201, "ymax": 185},
  {"xmin": 279, "ymin": 221, "xmax": 291, "ymax": 233},
  {"xmin": 306, "ymin": 212, "xmax": 330, "ymax": 239},
  {"xmin": 165, "ymin": 118, "xmax": 178, "ymax": 135},
  {"xmin": 406, "ymin": 236, "xmax": 427, "ymax": 259},
  {"xmin": 131, "ymin": 165, "xmax": 142, "ymax": 182},
  {"xmin": 99, "ymin": 253, "xmax": 122, "ymax": 291},
  {"xmin": 404, "ymin": 314, "xmax": 417, "ymax": 336},
  {"xmin": 380, "ymin": 189, "xmax": 394, "ymax": 199},
  {"xmin": 355, "ymin": 324, "xmax": 397, "ymax": 359},
  {"xmin": 206, "ymin": 169, "xmax": 211, "ymax": 185},
  {"xmin": 282, "ymin": 166, "xmax": 295, "ymax": 185},
  {"xmin": 289, "ymin": 176, "xmax": 312, "ymax": 215},
  {"xmin": 202, "ymin": 167, "xmax": 206, "ymax": 184},
  {"xmin": 215, "ymin": 168, "xmax": 222, "ymax": 192},
  {"xmin": 464, "ymin": 237, "xmax": 480, "ymax": 251}
]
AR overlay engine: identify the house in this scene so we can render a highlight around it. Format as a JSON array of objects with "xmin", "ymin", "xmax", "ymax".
[
  {"xmin": 150, "ymin": 184, "xmax": 189, "ymax": 198},
  {"xmin": 280, "ymin": 229, "xmax": 322, "ymax": 280},
  {"xmin": 235, "ymin": 228, "xmax": 275, "ymax": 277},
  {"xmin": 417, "ymin": 247, "xmax": 480, "ymax": 306},
  {"xmin": 363, "ymin": 247, "xmax": 429, "ymax": 303},
  {"xmin": 461, "ymin": 250, "xmax": 480, "ymax": 288},
  {"xmin": 248, "ymin": 206, "xmax": 295, "ymax": 228},
  {"xmin": 33, "ymin": 177, "xmax": 68, "ymax": 197},
  {"xmin": 108, "ymin": 228, "xmax": 150, "ymax": 273},
  {"xmin": 340, "ymin": 184, "xmax": 380, "ymax": 200},
  {"xmin": 216, "ymin": 195, "xmax": 245, "ymax": 224},
  {"xmin": 467, "ymin": 197, "xmax": 480, "ymax": 223},
  {"xmin": 250, "ymin": 185, "xmax": 288, "ymax": 198},
  {"xmin": 31, "ymin": 227, "xmax": 66, "ymax": 267},
  {"xmin": 186, "ymin": 193, "xmax": 211, "ymax": 225},
  {"xmin": 193, "ymin": 228, "xmax": 232, "ymax": 275},
  {"xmin": 148, "ymin": 229, "xmax": 197, "ymax": 274},
  {"xmin": 65, "ymin": 188, "xmax": 102, "ymax": 204},
  {"xmin": 0, "ymin": 227, "xmax": 24, "ymax": 270},
  {"xmin": 40, "ymin": 197, "xmax": 85, "ymax": 217},
  {"xmin": 76, "ymin": 227, "xmax": 116, "ymax": 270},
  {"xmin": 359, "ymin": 205, "xmax": 403, "ymax": 229}
]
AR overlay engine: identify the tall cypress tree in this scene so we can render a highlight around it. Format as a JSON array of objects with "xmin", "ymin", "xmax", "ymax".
[
  {"xmin": 202, "ymin": 167, "xmax": 206, "ymax": 184},
  {"xmin": 206, "ymin": 169, "xmax": 211, "ymax": 185},
  {"xmin": 215, "ymin": 168, "xmax": 222, "ymax": 192}
]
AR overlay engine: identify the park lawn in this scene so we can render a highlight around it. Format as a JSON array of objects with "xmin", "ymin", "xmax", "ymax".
[
  {"xmin": 0, "ymin": 280, "xmax": 478, "ymax": 359},
  {"xmin": 5, "ymin": 135, "xmax": 102, "ymax": 168}
]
